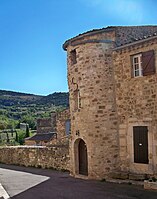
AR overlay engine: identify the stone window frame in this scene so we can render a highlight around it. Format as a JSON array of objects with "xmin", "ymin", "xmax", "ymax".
[
  {"xmin": 70, "ymin": 49, "xmax": 77, "ymax": 65},
  {"xmin": 131, "ymin": 50, "xmax": 155, "ymax": 78},
  {"xmin": 132, "ymin": 53, "xmax": 142, "ymax": 77},
  {"xmin": 73, "ymin": 138, "xmax": 88, "ymax": 179},
  {"xmin": 127, "ymin": 119, "xmax": 153, "ymax": 174},
  {"xmin": 78, "ymin": 90, "xmax": 81, "ymax": 109},
  {"xmin": 72, "ymin": 78, "xmax": 81, "ymax": 111},
  {"xmin": 73, "ymin": 89, "xmax": 81, "ymax": 111},
  {"xmin": 65, "ymin": 119, "xmax": 71, "ymax": 136}
]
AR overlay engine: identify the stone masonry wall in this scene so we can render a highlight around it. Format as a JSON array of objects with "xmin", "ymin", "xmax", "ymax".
[
  {"xmin": 67, "ymin": 30, "xmax": 120, "ymax": 179},
  {"xmin": 64, "ymin": 26, "xmax": 157, "ymax": 180},
  {"xmin": 37, "ymin": 118, "xmax": 54, "ymax": 134},
  {"xmin": 56, "ymin": 109, "xmax": 70, "ymax": 144},
  {"xmin": 0, "ymin": 146, "xmax": 69, "ymax": 171},
  {"xmin": 113, "ymin": 37, "xmax": 157, "ymax": 175}
]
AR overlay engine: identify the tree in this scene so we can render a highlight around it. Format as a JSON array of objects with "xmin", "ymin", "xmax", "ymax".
[
  {"xmin": 15, "ymin": 131, "xmax": 18, "ymax": 142},
  {"xmin": 18, "ymin": 130, "xmax": 25, "ymax": 145},
  {"xmin": 6, "ymin": 132, "xmax": 9, "ymax": 143},
  {"xmin": 21, "ymin": 115, "xmax": 36, "ymax": 130},
  {"xmin": 25, "ymin": 125, "xmax": 30, "ymax": 138}
]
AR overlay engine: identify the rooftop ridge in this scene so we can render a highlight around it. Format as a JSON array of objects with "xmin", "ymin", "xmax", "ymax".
[{"xmin": 63, "ymin": 25, "xmax": 157, "ymax": 50}]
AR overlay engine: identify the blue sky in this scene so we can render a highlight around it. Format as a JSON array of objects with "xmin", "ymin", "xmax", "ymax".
[{"xmin": 0, "ymin": 0, "xmax": 156, "ymax": 95}]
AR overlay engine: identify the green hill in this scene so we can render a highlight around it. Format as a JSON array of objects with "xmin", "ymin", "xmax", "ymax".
[
  {"xmin": 0, "ymin": 90, "xmax": 69, "ymax": 107},
  {"xmin": 0, "ymin": 90, "xmax": 69, "ymax": 130}
]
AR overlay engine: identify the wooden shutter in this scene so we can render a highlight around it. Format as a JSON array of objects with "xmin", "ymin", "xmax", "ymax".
[{"xmin": 142, "ymin": 50, "xmax": 155, "ymax": 76}]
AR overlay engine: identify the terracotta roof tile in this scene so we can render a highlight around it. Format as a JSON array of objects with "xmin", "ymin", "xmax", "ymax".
[
  {"xmin": 26, "ymin": 132, "xmax": 56, "ymax": 141},
  {"xmin": 63, "ymin": 25, "xmax": 157, "ymax": 50}
]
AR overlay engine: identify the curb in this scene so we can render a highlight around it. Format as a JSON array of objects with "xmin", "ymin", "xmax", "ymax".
[
  {"xmin": 0, "ymin": 183, "xmax": 10, "ymax": 199},
  {"xmin": 107, "ymin": 179, "xmax": 144, "ymax": 186}
]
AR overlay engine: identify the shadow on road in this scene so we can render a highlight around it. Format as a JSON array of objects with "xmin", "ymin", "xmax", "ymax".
[{"xmin": 0, "ymin": 164, "xmax": 157, "ymax": 199}]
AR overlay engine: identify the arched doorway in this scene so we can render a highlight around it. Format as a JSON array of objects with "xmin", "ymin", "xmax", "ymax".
[{"xmin": 78, "ymin": 139, "xmax": 88, "ymax": 175}]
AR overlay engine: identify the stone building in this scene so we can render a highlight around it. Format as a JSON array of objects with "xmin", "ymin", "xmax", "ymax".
[
  {"xmin": 25, "ymin": 109, "xmax": 70, "ymax": 146},
  {"xmin": 63, "ymin": 26, "xmax": 157, "ymax": 180},
  {"xmin": 20, "ymin": 123, "xmax": 29, "ymax": 131}
]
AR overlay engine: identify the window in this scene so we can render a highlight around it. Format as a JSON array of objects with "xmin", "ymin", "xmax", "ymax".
[
  {"xmin": 65, "ymin": 120, "xmax": 71, "ymax": 135},
  {"xmin": 70, "ymin": 49, "xmax": 77, "ymax": 65},
  {"xmin": 132, "ymin": 54, "xmax": 142, "ymax": 77},
  {"xmin": 78, "ymin": 91, "xmax": 81, "ymax": 109},
  {"xmin": 74, "ymin": 89, "xmax": 81, "ymax": 111},
  {"xmin": 132, "ymin": 50, "xmax": 155, "ymax": 77}
]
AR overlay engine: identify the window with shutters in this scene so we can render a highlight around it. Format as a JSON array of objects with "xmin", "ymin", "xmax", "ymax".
[
  {"xmin": 132, "ymin": 54, "xmax": 142, "ymax": 77},
  {"xmin": 131, "ymin": 50, "xmax": 155, "ymax": 77}
]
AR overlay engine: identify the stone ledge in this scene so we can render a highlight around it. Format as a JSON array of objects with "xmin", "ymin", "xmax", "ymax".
[
  {"xmin": 110, "ymin": 172, "xmax": 148, "ymax": 181},
  {"xmin": 107, "ymin": 179, "xmax": 144, "ymax": 186},
  {"xmin": 110, "ymin": 172, "xmax": 128, "ymax": 180},
  {"xmin": 129, "ymin": 173, "xmax": 147, "ymax": 181},
  {"xmin": 144, "ymin": 180, "xmax": 157, "ymax": 190}
]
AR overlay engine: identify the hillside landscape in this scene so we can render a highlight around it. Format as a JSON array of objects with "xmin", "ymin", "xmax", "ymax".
[{"xmin": 0, "ymin": 89, "xmax": 69, "ymax": 130}]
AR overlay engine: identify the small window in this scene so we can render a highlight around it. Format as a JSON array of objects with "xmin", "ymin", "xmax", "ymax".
[
  {"xmin": 65, "ymin": 120, "xmax": 71, "ymax": 135},
  {"xmin": 132, "ymin": 54, "xmax": 142, "ymax": 77},
  {"xmin": 70, "ymin": 49, "xmax": 77, "ymax": 65},
  {"xmin": 74, "ymin": 89, "xmax": 81, "ymax": 111},
  {"xmin": 78, "ymin": 91, "xmax": 81, "ymax": 109},
  {"xmin": 131, "ymin": 50, "xmax": 155, "ymax": 77}
]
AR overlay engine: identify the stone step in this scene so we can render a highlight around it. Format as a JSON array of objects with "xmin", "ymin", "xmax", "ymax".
[{"xmin": 110, "ymin": 172, "xmax": 148, "ymax": 181}]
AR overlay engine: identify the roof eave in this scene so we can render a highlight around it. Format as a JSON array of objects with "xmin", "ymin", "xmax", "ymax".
[
  {"xmin": 63, "ymin": 27, "xmax": 116, "ymax": 50},
  {"xmin": 114, "ymin": 35, "xmax": 157, "ymax": 51}
]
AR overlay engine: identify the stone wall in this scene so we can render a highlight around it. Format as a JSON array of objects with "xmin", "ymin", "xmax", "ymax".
[
  {"xmin": 56, "ymin": 109, "xmax": 70, "ymax": 144},
  {"xmin": 25, "ymin": 109, "xmax": 70, "ymax": 146},
  {"xmin": 0, "ymin": 146, "xmax": 69, "ymax": 171},
  {"xmin": 37, "ymin": 118, "xmax": 54, "ymax": 134},
  {"xmin": 64, "ymin": 26, "xmax": 157, "ymax": 180},
  {"xmin": 113, "ymin": 37, "xmax": 157, "ymax": 175},
  {"xmin": 67, "ymin": 31, "xmax": 120, "ymax": 180}
]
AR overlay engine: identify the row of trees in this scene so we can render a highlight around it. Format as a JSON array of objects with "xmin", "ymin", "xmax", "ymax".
[
  {"xmin": 0, "ymin": 115, "xmax": 36, "ymax": 130},
  {"xmin": 0, "ymin": 126, "xmax": 30, "ymax": 145}
]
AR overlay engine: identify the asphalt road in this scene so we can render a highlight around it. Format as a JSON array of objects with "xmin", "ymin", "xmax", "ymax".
[{"xmin": 0, "ymin": 164, "xmax": 157, "ymax": 199}]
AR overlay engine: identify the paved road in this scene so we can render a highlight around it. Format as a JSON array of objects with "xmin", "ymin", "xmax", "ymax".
[{"xmin": 0, "ymin": 164, "xmax": 157, "ymax": 199}]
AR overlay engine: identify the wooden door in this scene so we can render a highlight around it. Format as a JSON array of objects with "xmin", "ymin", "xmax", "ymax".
[
  {"xmin": 78, "ymin": 139, "xmax": 88, "ymax": 175},
  {"xmin": 133, "ymin": 126, "xmax": 148, "ymax": 164}
]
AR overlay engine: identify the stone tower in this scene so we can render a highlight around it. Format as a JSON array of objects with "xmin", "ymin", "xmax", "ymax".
[
  {"xmin": 63, "ymin": 27, "xmax": 119, "ymax": 179},
  {"xmin": 63, "ymin": 26, "xmax": 157, "ymax": 179}
]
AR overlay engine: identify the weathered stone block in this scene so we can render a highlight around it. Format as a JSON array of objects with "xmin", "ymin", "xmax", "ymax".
[
  {"xmin": 129, "ymin": 174, "xmax": 146, "ymax": 181},
  {"xmin": 110, "ymin": 172, "xmax": 128, "ymax": 180},
  {"xmin": 144, "ymin": 180, "xmax": 157, "ymax": 190}
]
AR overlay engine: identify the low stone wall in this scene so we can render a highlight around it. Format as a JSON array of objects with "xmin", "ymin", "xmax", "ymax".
[{"xmin": 0, "ymin": 145, "xmax": 69, "ymax": 171}]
